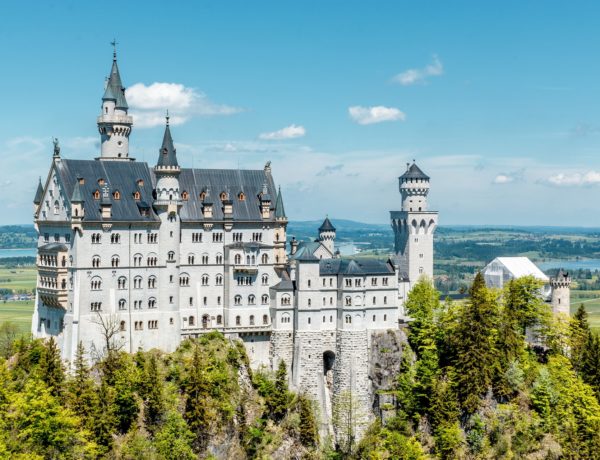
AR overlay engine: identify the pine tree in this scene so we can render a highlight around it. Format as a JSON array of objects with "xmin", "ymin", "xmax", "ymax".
[
  {"xmin": 142, "ymin": 354, "xmax": 165, "ymax": 431},
  {"xmin": 184, "ymin": 345, "xmax": 212, "ymax": 451},
  {"xmin": 454, "ymin": 272, "xmax": 500, "ymax": 413},
  {"xmin": 570, "ymin": 304, "xmax": 591, "ymax": 373},
  {"xmin": 93, "ymin": 379, "xmax": 118, "ymax": 451},
  {"xmin": 269, "ymin": 360, "xmax": 290, "ymax": 421},
  {"xmin": 581, "ymin": 332, "xmax": 600, "ymax": 400},
  {"xmin": 38, "ymin": 337, "xmax": 65, "ymax": 399},
  {"xmin": 68, "ymin": 342, "xmax": 97, "ymax": 430},
  {"xmin": 298, "ymin": 394, "xmax": 318, "ymax": 447}
]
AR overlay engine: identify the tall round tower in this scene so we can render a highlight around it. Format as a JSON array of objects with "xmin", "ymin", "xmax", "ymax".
[
  {"xmin": 550, "ymin": 269, "xmax": 571, "ymax": 316},
  {"xmin": 97, "ymin": 46, "xmax": 133, "ymax": 160},
  {"xmin": 318, "ymin": 217, "xmax": 336, "ymax": 255}
]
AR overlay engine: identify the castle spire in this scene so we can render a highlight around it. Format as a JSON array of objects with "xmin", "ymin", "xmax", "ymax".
[
  {"xmin": 156, "ymin": 115, "xmax": 179, "ymax": 169},
  {"xmin": 98, "ymin": 44, "xmax": 133, "ymax": 161},
  {"xmin": 34, "ymin": 177, "xmax": 43, "ymax": 205},
  {"xmin": 275, "ymin": 186, "xmax": 286, "ymax": 219}
]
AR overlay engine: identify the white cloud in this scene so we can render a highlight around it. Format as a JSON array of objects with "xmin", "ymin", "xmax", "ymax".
[
  {"xmin": 126, "ymin": 82, "xmax": 241, "ymax": 128},
  {"xmin": 393, "ymin": 55, "xmax": 444, "ymax": 86},
  {"xmin": 259, "ymin": 124, "xmax": 306, "ymax": 140},
  {"xmin": 493, "ymin": 174, "xmax": 515, "ymax": 184},
  {"xmin": 348, "ymin": 106, "xmax": 406, "ymax": 125},
  {"xmin": 545, "ymin": 171, "xmax": 600, "ymax": 186}
]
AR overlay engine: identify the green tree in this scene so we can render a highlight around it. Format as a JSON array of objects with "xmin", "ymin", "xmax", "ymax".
[
  {"xmin": 298, "ymin": 394, "xmax": 319, "ymax": 448},
  {"xmin": 454, "ymin": 272, "xmax": 500, "ymax": 413},
  {"xmin": 92, "ymin": 379, "xmax": 118, "ymax": 450},
  {"xmin": 580, "ymin": 332, "xmax": 600, "ymax": 400},
  {"xmin": 269, "ymin": 360, "xmax": 290, "ymax": 421},
  {"xmin": 67, "ymin": 342, "xmax": 97, "ymax": 431},
  {"xmin": 183, "ymin": 344, "xmax": 213, "ymax": 451},
  {"xmin": 153, "ymin": 411, "xmax": 196, "ymax": 460},
  {"xmin": 140, "ymin": 354, "xmax": 165, "ymax": 431},
  {"xmin": 571, "ymin": 305, "xmax": 591, "ymax": 372},
  {"xmin": 38, "ymin": 337, "xmax": 65, "ymax": 400}
]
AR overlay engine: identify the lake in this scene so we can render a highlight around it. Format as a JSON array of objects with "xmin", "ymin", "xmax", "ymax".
[
  {"xmin": 0, "ymin": 248, "xmax": 36, "ymax": 258},
  {"xmin": 538, "ymin": 259, "xmax": 600, "ymax": 272}
]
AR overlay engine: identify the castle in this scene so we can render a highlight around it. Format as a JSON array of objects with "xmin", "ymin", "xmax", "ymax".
[{"xmin": 31, "ymin": 50, "xmax": 569, "ymax": 439}]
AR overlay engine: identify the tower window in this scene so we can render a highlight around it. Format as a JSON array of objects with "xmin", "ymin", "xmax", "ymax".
[{"xmin": 220, "ymin": 192, "xmax": 227, "ymax": 201}]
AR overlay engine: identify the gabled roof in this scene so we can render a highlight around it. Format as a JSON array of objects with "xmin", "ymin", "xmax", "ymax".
[
  {"xmin": 71, "ymin": 181, "xmax": 84, "ymax": 203},
  {"xmin": 292, "ymin": 244, "xmax": 320, "ymax": 262},
  {"xmin": 319, "ymin": 216, "xmax": 336, "ymax": 232},
  {"xmin": 274, "ymin": 187, "xmax": 286, "ymax": 219},
  {"xmin": 34, "ymin": 178, "xmax": 44, "ymax": 205},
  {"xmin": 400, "ymin": 162, "xmax": 429, "ymax": 180},
  {"xmin": 156, "ymin": 122, "xmax": 179, "ymax": 168},
  {"xmin": 102, "ymin": 58, "xmax": 128, "ymax": 109},
  {"xmin": 485, "ymin": 257, "xmax": 549, "ymax": 282}
]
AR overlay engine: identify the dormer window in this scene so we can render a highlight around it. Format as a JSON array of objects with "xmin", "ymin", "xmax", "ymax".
[
  {"xmin": 220, "ymin": 192, "xmax": 227, "ymax": 201},
  {"xmin": 181, "ymin": 191, "xmax": 189, "ymax": 201},
  {"xmin": 113, "ymin": 190, "xmax": 121, "ymax": 200},
  {"xmin": 98, "ymin": 178, "xmax": 105, "ymax": 186},
  {"xmin": 78, "ymin": 178, "xmax": 85, "ymax": 185},
  {"xmin": 93, "ymin": 190, "xmax": 101, "ymax": 200},
  {"xmin": 238, "ymin": 192, "xmax": 245, "ymax": 201},
  {"xmin": 199, "ymin": 191, "xmax": 206, "ymax": 201},
  {"xmin": 137, "ymin": 179, "xmax": 144, "ymax": 186},
  {"xmin": 133, "ymin": 191, "xmax": 141, "ymax": 201}
]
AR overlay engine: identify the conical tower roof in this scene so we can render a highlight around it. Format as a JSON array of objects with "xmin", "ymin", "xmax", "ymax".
[
  {"xmin": 33, "ymin": 178, "xmax": 44, "ymax": 205},
  {"xmin": 102, "ymin": 54, "xmax": 128, "ymax": 109},
  {"xmin": 400, "ymin": 162, "xmax": 429, "ymax": 180},
  {"xmin": 319, "ymin": 216, "xmax": 336, "ymax": 232},
  {"xmin": 275, "ymin": 186, "xmax": 286, "ymax": 219},
  {"xmin": 156, "ymin": 118, "xmax": 179, "ymax": 168}
]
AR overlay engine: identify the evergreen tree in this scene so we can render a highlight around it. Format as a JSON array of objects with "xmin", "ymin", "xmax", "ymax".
[
  {"xmin": 38, "ymin": 337, "xmax": 65, "ymax": 399},
  {"xmin": 581, "ymin": 332, "xmax": 600, "ymax": 400},
  {"xmin": 184, "ymin": 344, "xmax": 212, "ymax": 451},
  {"xmin": 269, "ymin": 360, "xmax": 290, "ymax": 421},
  {"xmin": 570, "ymin": 304, "xmax": 591, "ymax": 372},
  {"xmin": 93, "ymin": 379, "xmax": 118, "ymax": 450},
  {"xmin": 141, "ymin": 354, "xmax": 165, "ymax": 431},
  {"xmin": 153, "ymin": 411, "xmax": 196, "ymax": 460},
  {"xmin": 68, "ymin": 342, "xmax": 97, "ymax": 430},
  {"xmin": 454, "ymin": 272, "xmax": 500, "ymax": 413},
  {"xmin": 298, "ymin": 394, "xmax": 318, "ymax": 448}
]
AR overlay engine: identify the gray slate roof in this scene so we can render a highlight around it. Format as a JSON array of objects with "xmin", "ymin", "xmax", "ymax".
[
  {"xmin": 156, "ymin": 123, "xmax": 178, "ymax": 168},
  {"xmin": 56, "ymin": 159, "xmax": 158, "ymax": 222},
  {"xmin": 102, "ymin": 58, "xmax": 128, "ymax": 109},
  {"xmin": 400, "ymin": 162, "xmax": 429, "ymax": 180},
  {"xmin": 34, "ymin": 178, "xmax": 44, "ymax": 204},
  {"xmin": 319, "ymin": 217, "xmax": 336, "ymax": 232},
  {"xmin": 319, "ymin": 258, "xmax": 395, "ymax": 276},
  {"xmin": 291, "ymin": 241, "xmax": 322, "ymax": 261},
  {"xmin": 274, "ymin": 187, "xmax": 286, "ymax": 219},
  {"xmin": 71, "ymin": 181, "xmax": 84, "ymax": 202}
]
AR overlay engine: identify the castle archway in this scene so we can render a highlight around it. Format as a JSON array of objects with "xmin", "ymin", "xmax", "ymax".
[{"xmin": 323, "ymin": 350, "xmax": 335, "ymax": 374}]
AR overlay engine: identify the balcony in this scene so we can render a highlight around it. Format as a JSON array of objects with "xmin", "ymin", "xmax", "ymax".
[{"xmin": 233, "ymin": 265, "xmax": 259, "ymax": 274}]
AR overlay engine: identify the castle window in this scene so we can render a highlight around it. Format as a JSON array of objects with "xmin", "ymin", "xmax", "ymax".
[
  {"xmin": 189, "ymin": 297, "xmax": 193, "ymax": 306},
  {"xmin": 308, "ymin": 299, "xmax": 312, "ymax": 307},
  {"xmin": 234, "ymin": 295, "xmax": 242, "ymax": 306},
  {"xmin": 148, "ymin": 298, "xmax": 157, "ymax": 308},
  {"xmin": 308, "ymin": 317, "xmax": 311, "ymax": 324},
  {"xmin": 202, "ymin": 254, "xmax": 209, "ymax": 264},
  {"xmin": 248, "ymin": 295, "xmax": 255, "ymax": 305},
  {"xmin": 261, "ymin": 254, "xmax": 269, "ymax": 264},
  {"xmin": 148, "ymin": 276, "xmax": 156, "ymax": 288},
  {"xmin": 167, "ymin": 251, "xmax": 175, "ymax": 262},
  {"xmin": 281, "ymin": 295, "xmax": 291, "ymax": 306},
  {"xmin": 220, "ymin": 191, "xmax": 227, "ymax": 201},
  {"xmin": 263, "ymin": 314, "xmax": 268, "ymax": 325},
  {"xmin": 92, "ymin": 256, "xmax": 100, "ymax": 268},
  {"xmin": 189, "ymin": 316, "xmax": 195, "ymax": 326},
  {"xmin": 202, "ymin": 315, "xmax": 209, "ymax": 329},
  {"xmin": 188, "ymin": 254, "xmax": 195, "ymax": 264},
  {"xmin": 216, "ymin": 274, "xmax": 223, "ymax": 285},
  {"xmin": 419, "ymin": 267, "xmax": 423, "ymax": 274},
  {"xmin": 371, "ymin": 277, "xmax": 377, "ymax": 286},
  {"xmin": 373, "ymin": 315, "xmax": 376, "ymax": 322},
  {"xmin": 134, "ymin": 276, "xmax": 142, "ymax": 289},
  {"xmin": 235, "ymin": 254, "xmax": 242, "ymax": 265},
  {"xmin": 90, "ymin": 302, "xmax": 102, "ymax": 312},
  {"xmin": 137, "ymin": 179, "xmax": 144, "ymax": 186},
  {"xmin": 110, "ymin": 233, "xmax": 120, "ymax": 244},
  {"xmin": 345, "ymin": 296, "xmax": 351, "ymax": 306},
  {"xmin": 169, "ymin": 296, "xmax": 173, "ymax": 304},
  {"xmin": 199, "ymin": 191, "xmax": 206, "ymax": 201},
  {"xmin": 93, "ymin": 190, "xmax": 101, "ymax": 200},
  {"xmin": 217, "ymin": 296, "xmax": 221, "ymax": 305},
  {"xmin": 201, "ymin": 274, "xmax": 209, "ymax": 286},
  {"xmin": 180, "ymin": 274, "xmax": 190, "ymax": 287},
  {"xmin": 120, "ymin": 320, "xmax": 126, "ymax": 331},
  {"xmin": 330, "ymin": 315, "xmax": 333, "ymax": 322},
  {"xmin": 133, "ymin": 191, "xmax": 141, "ymax": 201},
  {"xmin": 384, "ymin": 296, "xmax": 387, "ymax": 305},
  {"xmin": 91, "ymin": 233, "xmax": 102, "ymax": 244},
  {"xmin": 345, "ymin": 279, "xmax": 351, "ymax": 287},
  {"xmin": 113, "ymin": 190, "xmax": 121, "ymax": 200},
  {"xmin": 308, "ymin": 280, "xmax": 311, "ymax": 288},
  {"xmin": 238, "ymin": 192, "xmax": 245, "ymax": 201},
  {"xmin": 119, "ymin": 299, "xmax": 127, "ymax": 310},
  {"xmin": 90, "ymin": 277, "xmax": 102, "ymax": 290},
  {"xmin": 216, "ymin": 254, "xmax": 223, "ymax": 264},
  {"xmin": 181, "ymin": 191, "xmax": 189, "ymax": 201},
  {"xmin": 236, "ymin": 315, "xmax": 241, "ymax": 326},
  {"xmin": 249, "ymin": 315, "xmax": 255, "ymax": 326},
  {"xmin": 345, "ymin": 315, "xmax": 351, "ymax": 324},
  {"xmin": 118, "ymin": 277, "xmax": 127, "ymax": 289},
  {"xmin": 53, "ymin": 201, "xmax": 59, "ymax": 214},
  {"xmin": 262, "ymin": 294, "xmax": 269, "ymax": 305},
  {"xmin": 98, "ymin": 178, "xmax": 105, "ymax": 186},
  {"xmin": 382, "ymin": 277, "xmax": 388, "ymax": 286},
  {"xmin": 323, "ymin": 297, "xmax": 326, "ymax": 306},
  {"xmin": 111, "ymin": 255, "xmax": 119, "ymax": 267},
  {"xmin": 217, "ymin": 315, "xmax": 222, "ymax": 325},
  {"xmin": 384, "ymin": 314, "xmax": 387, "ymax": 321},
  {"xmin": 148, "ymin": 320, "xmax": 158, "ymax": 330},
  {"xmin": 192, "ymin": 233, "xmax": 202, "ymax": 243},
  {"xmin": 323, "ymin": 316, "xmax": 326, "ymax": 323}
]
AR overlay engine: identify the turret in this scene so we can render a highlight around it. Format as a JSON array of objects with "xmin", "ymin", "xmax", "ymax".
[
  {"xmin": 97, "ymin": 45, "xmax": 133, "ymax": 160},
  {"xmin": 318, "ymin": 216, "xmax": 336, "ymax": 255},
  {"xmin": 399, "ymin": 161, "xmax": 430, "ymax": 212},
  {"xmin": 33, "ymin": 177, "xmax": 43, "ymax": 215},
  {"xmin": 154, "ymin": 115, "xmax": 181, "ymax": 211},
  {"xmin": 71, "ymin": 179, "xmax": 84, "ymax": 231},
  {"xmin": 274, "ymin": 186, "xmax": 288, "ymax": 267},
  {"xmin": 260, "ymin": 183, "xmax": 272, "ymax": 219},
  {"xmin": 550, "ymin": 269, "xmax": 571, "ymax": 316}
]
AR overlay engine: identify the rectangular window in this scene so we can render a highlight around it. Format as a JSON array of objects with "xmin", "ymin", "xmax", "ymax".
[{"xmin": 65, "ymin": 234, "xmax": 70, "ymax": 243}]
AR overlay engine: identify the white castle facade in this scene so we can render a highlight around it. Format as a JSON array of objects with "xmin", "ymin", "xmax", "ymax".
[{"xmin": 41, "ymin": 50, "xmax": 583, "ymax": 437}]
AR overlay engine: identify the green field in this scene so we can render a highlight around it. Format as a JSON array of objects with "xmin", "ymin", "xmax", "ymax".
[
  {"xmin": 0, "ymin": 266, "xmax": 36, "ymax": 292},
  {"xmin": 0, "ymin": 300, "xmax": 34, "ymax": 334}
]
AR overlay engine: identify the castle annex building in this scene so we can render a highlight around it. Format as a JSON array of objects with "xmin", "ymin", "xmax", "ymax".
[{"xmin": 32, "ymin": 50, "xmax": 439, "ymax": 435}]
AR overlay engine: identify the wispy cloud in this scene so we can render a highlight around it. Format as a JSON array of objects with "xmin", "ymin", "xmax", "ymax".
[
  {"xmin": 127, "ymin": 82, "xmax": 241, "ymax": 128},
  {"xmin": 259, "ymin": 124, "xmax": 306, "ymax": 140},
  {"xmin": 493, "ymin": 169, "xmax": 524, "ymax": 185},
  {"xmin": 317, "ymin": 164, "xmax": 343, "ymax": 176},
  {"xmin": 543, "ymin": 171, "xmax": 600, "ymax": 186},
  {"xmin": 348, "ymin": 106, "xmax": 406, "ymax": 125},
  {"xmin": 392, "ymin": 55, "xmax": 444, "ymax": 86}
]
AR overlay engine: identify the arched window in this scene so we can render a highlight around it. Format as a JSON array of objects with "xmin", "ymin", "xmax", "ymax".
[
  {"xmin": 118, "ymin": 276, "xmax": 127, "ymax": 289},
  {"xmin": 148, "ymin": 297, "xmax": 157, "ymax": 308},
  {"xmin": 345, "ymin": 315, "xmax": 352, "ymax": 324},
  {"xmin": 199, "ymin": 191, "xmax": 206, "ymax": 201},
  {"xmin": 282, "ymin": 295, "xmax": 291, "ymax": 306},
  {"xmin": 188, "ymin": 254, "xmax": 195, "ymax": 264},
  {"xmin": 189, "ymin": 316, "xmax": 195, "ymax": 326},
  {"xmin": 282, "ymin": 313, "xmax": 290, "ymax": 324},
  {"xmin": 216, "ymin": 254, "xmax": 223, "ymax": 264},
  {"xmin": 216, "ymin": 274, "xmax": 223, "ymax": 285},
  {"xmin": 113, "ymin": 190, "xmax": 121, "ymax": 200},
  {"xmin": 201, "ymin": 274, "xmax": 209, "ymax": 286},
  {"xmin": 261, "ymin": 254, "xmax": 268, "ymax": 264},
  {"xmin": 120, "ymin": 320, "xmax": 126, "ymax": 331},
  {"xmin": 92, "ymin": 255, "xmax": 100, "ymax": 268},
  {"xmin": 167, "ymin": 251, "xmax": 175, "ymax": 262},
  {"xmin": 248, "ymin": 295, "xmax": 255, "ymax": 305},
  {"xmin": 181, "ymin": 191, "xmax": 189, "ymax": 201},
  {"xmin": 148, "ymin": 276, "xmax": 156, "ymax": 289},
  {"xmin": 202, "ymin": 315, "xmax": 209, "ymax": 329},
  {"xmin": 179, "ymin": 274, "xmax": 190, "ymax": 287},
  {"xmin": 90, "ymin": 277, "xmax": 102, "ymax": 290},
  {"xmin": 217, "ymin": 315, "xmax": 222, "ymax": 325},
  {"xmin": 133, "ymin": 191, "xmax": 141, "ymax": 201},
  {"xmin": 234, "ymin": 295, "xmax": 242, "ymax": 305},
  {"xmin": 111, "ymin": 255, "xmax": 119, "ymax": 267},
  {"xmin": 53, "ymin": 201, "xmax": 59, "ymax": 214},
  {"xmin": 262, "ymin": 274, "xmax": 269, "ymax": 285},
  {"xmin": 118, "ymin": 299, "xmax": 126, "ymax": 310},
  {"xmin": 262, "ymin": 294, "xmax": 269, "ymax": 305},
  {"xmin": 238, "ymin": 192, "xmax": 245, "ymax": 201},
  {"xmin": 93, "ymin": 190, "xmax": 100, "ymax": 200},
  {"xmin": 234, "ymin": 254, "xmax": 242, "ymax": 264},
  {"xmin": 236, "ymin": 315, "xmax": 241, "ymax": 326},
  {"xmin": 220, "ymin": 191, "xmax": 227, "ymax": 201}
]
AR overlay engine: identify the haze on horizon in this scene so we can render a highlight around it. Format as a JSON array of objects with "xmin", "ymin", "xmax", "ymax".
[{"xmin": 0, "ymin": 1, "xmax": 599, "ymax": 227}]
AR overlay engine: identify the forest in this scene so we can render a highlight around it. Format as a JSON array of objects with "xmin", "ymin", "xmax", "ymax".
[{"xmin": 1, "ymin": 275, "xmax": 600, "ymax": 459}]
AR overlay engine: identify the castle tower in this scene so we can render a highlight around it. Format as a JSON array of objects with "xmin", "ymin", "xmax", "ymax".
[
  {"xmin": 97, "ymin": 46, "xmax": 133, "ymax": 161},
  {"xmin": 318, "ymin": 217, "xmax": 336, "ymax": 255},
  {"xmin": 550, "ymin": 269, "xmax": 571, "ymax": 316},
  {"xmin": 153, "ymin": 116, "xmax": 182, "ymax": 351},
  {"xmin": 274, "ymin": 186, "xmax": 288, "ymax": 268},
  {"xmin": 390, "ymin": 162, "xmax": 438, "ymax": 287}
]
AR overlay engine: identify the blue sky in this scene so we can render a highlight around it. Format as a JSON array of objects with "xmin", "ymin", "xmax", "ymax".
[{"xmin": 1, "ymin": 1, "xmax": 600, "ymax": 225}]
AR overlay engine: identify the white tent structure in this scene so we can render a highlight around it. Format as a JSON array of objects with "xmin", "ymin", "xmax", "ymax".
[{"xmin": 482, "ymin": 257, "xmax": 551, "ymax": 297}]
